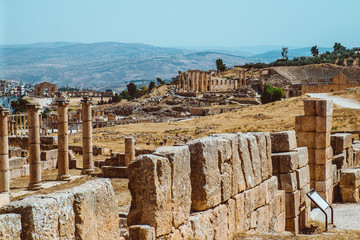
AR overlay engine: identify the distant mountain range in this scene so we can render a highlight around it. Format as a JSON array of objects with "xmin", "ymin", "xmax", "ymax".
[{"xmin": 0, "ymin": 42, "xmax": 332, "ymax": 91}]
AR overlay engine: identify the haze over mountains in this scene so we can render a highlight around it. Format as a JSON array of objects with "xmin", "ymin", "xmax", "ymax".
[{"xmin": 0, "ymin": 42, "xmax": 331, "ymax": 91}]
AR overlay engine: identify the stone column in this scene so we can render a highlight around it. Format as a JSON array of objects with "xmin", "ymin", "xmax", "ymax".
[
  {"xmin": 243, "ymin": 71, "xmax": 246, "ymax": 86},
  {"xmin": 0, "ymin": 107, "xmax": 10, "ymax": 193},
  {"xmin": 125, "ymin": 136, "xmax": 135, "ymax": 166},
  {"xmin": 27, "ymin": 104, "xmax": 42, "ymax": 190},
  {"xmin": 56, "ymin": 100, "xmax": 71, "ymax": 181},
  {"xmin": 13, "ymin": 121, "xmax": 17, "ymax": 136},
  {"xmin": 198, "ymin": 72, "xmax": 203, "ymax": 92},
  {"xmin": 238, "ymin": 71, "xmax": 242, "ymax": 89},
  {"xmin": 209, "ymin": 72, "xmax": 212, "ymax": 92},
  {"xmin": 81, "ymin": 97, "xmax": 94, "ymax": 175},
  {"xmin": 178, "ymin": 71, "xmax": 182, "ymax": 92},
  {"xmin": 186, "ymin": 73, "xmax": 190, "ymax": 92}
]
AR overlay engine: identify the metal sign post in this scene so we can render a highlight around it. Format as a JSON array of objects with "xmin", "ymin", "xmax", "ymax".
[{"xmin": 306, "ymin": 188, "xmax": 333, "ymax": 231}]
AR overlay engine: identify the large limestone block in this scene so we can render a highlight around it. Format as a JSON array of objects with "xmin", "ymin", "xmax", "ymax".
[
  {"xmin": 315, "ymin": 178, "xmax": 333, "ymax": 192},
  {"xmin": 296, "ymin": 132, "xmax": 316, "ymax": 148},
  {"xmin": 331, "ymin": 133, "xmax": 353, "ymax": 155},
  {"xmin": 189, "ymin": 210, "xmax": 215, "ymax": 240},
  {"xmin": 295, "ymin": 115, "xmax": 316, "ymax": 132},
  {"xmin": 236, "ymin": 133, "xmax": 256, "ymax": 189},
  {"xmin": 293, "ymin": 147, "xmax": 309, "ymax": 168},
  {"xmin": 212, "ymin": 204, "xmax": 229, "ymax": 240},
  {"xmin": 347, "ymin": 147, "xmax": 354, "ymax": 168},
  {"xmin": 128, "ymin": 225, "xmax": 155, "ymax": 240},
  {"xmin": 341, "ymin": 188, "xmax": 360, "ymax": 203},
  {"xmin": 340, "ymin": 168, "xmax": 360, "ymax": 188},
  {"xmin": 127, "ymin": 154, "xmax": 172, "ymax": 237},
  {"xmin": 245, "ymin": 134, "xmax": 262, "ymax": 186},
  {"xmin": 256, "ymin": 205, "xmax": 270, "ymax": 233},
  {"xmin": 297, "ymin": 165, "xmax": 310, "ymax": 190},
  {"xmin": 316, "ymin": 132, "xmax": 331, "ymax": 149},
  {"xmin": 249, "ymin": 132, "xmax": 273, "ymax": 180},
  {"xmin": 0, "ymin": 214, "xmax": 22, "ymax": 240},
  {"xmin": 153, "ymin": 146, "xmax": 191, "ymax": 227},
  {"xmin": 271, "ymin": 131, "xmax": 297, "ymax": 153},
  {"xmin": 285, "ymin": 190, "xmax": 300, "ymax": 219},
  {"xmin": 316, "ymin": 116, "xmax": 332, "ymax": 133},
  {"xmin": 272, "ymin": 152, "xmax": 299, "ymax": 173},
  {"xmin": 187, "ymin": 137, "xmax": 221, "ymax": 210},
  {"xmin": 285, "ymin": 216, "xmax": 299, "ymax": 234},
  {"xmin": 315, "ymin": 99, "xmax": 333, "ymax": 117},
  {"xmin": 226, "ymin": 198, "xmax": 236, "ymax": 238},
  {"xmin": 268, "ymin": 176, "xmax": 279, "ymax": 199},
  {"xmin": 279, "ymin": 172, "xmax": 298, "ymax": 193},
  {"xmin": 333, "ymin": 151, "xmax": 346, "ymax": 170},
  {"xmin": 315, "ymin": 162, "xmax": 333, "ymax": 181},
  {"xmin": 315, "ymin": 147, "xmax": 333, "ymax": 165},
  {"xmin": 0, "ymin": 196, "xmax": 59, "ymax": 239},
  {"xmin": 234, "ymin": 192, "xmax": 245, "ymax": 233},
  {"xmin": 303, "ymin": 99, "xmax": 316, "ymax": 116}
]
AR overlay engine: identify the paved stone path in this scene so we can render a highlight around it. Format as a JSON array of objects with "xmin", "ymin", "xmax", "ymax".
[
  {"xmin": 307, "ymin": 93, "xmax": 360, "ymax": 109},
  {"xmin": 311, "ymin": 203, "xmax": 360, "ymax": 230}
]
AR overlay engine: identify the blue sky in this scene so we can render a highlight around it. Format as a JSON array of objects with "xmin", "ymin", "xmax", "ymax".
[{"xmin": 1, "ymin": 0, "xmax": 359, "ymax": 48}]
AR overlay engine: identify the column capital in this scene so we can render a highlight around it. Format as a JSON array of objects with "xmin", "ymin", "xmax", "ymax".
[
  {"xmin": 55, "ymin": 100, "xmax": 70, "ymax": 107},
  {"xmin": 0, "ymin": 106, "xmax": 9, "ymax": 117},
  {"xmin": 26, "ymin": 104, "xmax": 42, "ymax": 111},
  {"xmin": 80, "ymin": 96, "xmax": 93, "ymax": 105}
]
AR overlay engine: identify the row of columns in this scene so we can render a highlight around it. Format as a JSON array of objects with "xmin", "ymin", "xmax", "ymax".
[
  {"xmin": 178, "ymin": 70, "xmax": 214, "ymax": 92},
  {"xmin": 0, "ymin": 96, "xmax": 95, "ymax": 192}
]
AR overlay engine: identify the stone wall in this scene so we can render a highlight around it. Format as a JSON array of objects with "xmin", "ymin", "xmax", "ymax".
[
  {"xmin": 127, "ymin": 132, "xmax": 286, "ymax": 239},
  {"xmin": 271, "ymin": 131, "xmax": 311, "ymax": 234},
  {"xmin": 0, "ymin": 179, "xmax": 119, "ymax": 240}
]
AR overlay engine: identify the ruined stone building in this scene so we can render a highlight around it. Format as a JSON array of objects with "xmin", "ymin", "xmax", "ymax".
[
  {"xmin": 33, "ymin": 82, "xmax": 58, "ymax": 97},
  {"xmin": 260, "ymin": 64, "xmax": 360, "ymax": 98}
]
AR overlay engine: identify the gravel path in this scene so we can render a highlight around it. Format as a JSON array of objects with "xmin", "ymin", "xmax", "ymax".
[
  {"xmin": 307, "ymin": 93, "xmax": 360, "ymax": 109},
  {"xmin": 311, "ymin": 203, "xmax": 360, "ymax": 230}
]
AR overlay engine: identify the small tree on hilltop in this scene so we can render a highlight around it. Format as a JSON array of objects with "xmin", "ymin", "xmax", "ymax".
[
  {"xmin": 334, "ymin": 42, "xmax": 346, "ymax": 52},
  {"xmin": 216, "ymin": 58, "xmax": 227, "ymax": 72},
  {"xmin": 156, "ymin": 77, "xmax": 165, "ymax": 85},
  {"xmin": 311, "ymin": 45, "xmax": 319, "ymax": 56},
  {"xmin": 281, "ymin": 47, "xmax": 288, "ymax": 61},
  {"xmin": 260, "ymin": 83, "xmax": 284, "ymax": 104},
  {"xmin": 148, "ymin": 81, "xmax": 156, "ymax": 92},
  {"xmin": 127, "ymin": 82, "xmax": 137, "ymax": 99}
]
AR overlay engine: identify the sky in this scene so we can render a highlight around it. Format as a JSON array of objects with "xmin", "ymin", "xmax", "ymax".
[{"xmin": 1, "ymin": 0, "xmax": 359, "ymax": 48}]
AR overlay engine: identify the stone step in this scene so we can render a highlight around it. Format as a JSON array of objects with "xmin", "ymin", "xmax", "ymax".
[{"xmin": 101, "ymin": 166, "xmax": 128, "ymax": 178}]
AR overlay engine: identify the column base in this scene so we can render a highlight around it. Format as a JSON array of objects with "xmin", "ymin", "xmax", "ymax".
[
  {"xmin": 28, "ymin": 182, "xmax": 42, "ymax": 191},
  {"xmin": 57, "ymin": 174, "xmax": 71, "ymax": 181},
  {"xmin": 81, "ymin": 168, "xmax": 95, "ymax": 175}
]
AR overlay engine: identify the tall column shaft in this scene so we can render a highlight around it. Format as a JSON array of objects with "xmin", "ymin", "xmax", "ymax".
[
  {"xmin": 0, "ymin": 108, "xmax": 9, "ymax": 192},
  {"xmin": 209, "ymin": 73, "xmax": 212, "ymax": 92},
  {"xmin": 57, "ymin": 101, "xmax": 71, "ymax": 181},
  {"xmin": 125, "ymin": 136, "xmax": 135, "ymax": 166},
  {"xmin": 27, "ymin": 104, "xmax": 42, "ymax": 190},
  {"xmin": 81, "ymin": 97, "xmax": 94, "ymax": 175}
]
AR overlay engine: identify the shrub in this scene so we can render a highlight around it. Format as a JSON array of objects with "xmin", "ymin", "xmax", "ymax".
[
  {"xmin": 347, "ymin": 58, "xmax": 354, "ymax": 66},
  {"xmin": 260, "ymin": 83, "xmax": 284, "ymax": 104}
]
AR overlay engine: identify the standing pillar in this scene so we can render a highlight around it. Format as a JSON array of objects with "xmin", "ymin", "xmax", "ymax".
[
  {"xmin": 199, "ymin": 71, "xmax": 203, "ymax": 92},
  {"xmin": 243, "ymin": 71, "xmax": 246, "ymax": 86},
  {"xmin": 81, "ymin": 97, "xmax": 94, "ymax": 175},
  {"xmin": 13, "ymin": 121, "xmax": 17, "ymax": 136},
  {"xmin": 27, "ymin": 104, "xmax": 42, "ymax": 190},
  {"xmin": 209, "ymin": 72, "xmax": 213, "ymax": 92},
  {"xmin": 178, "ymin": 71, "xmax": 182, "ymax": 92},
  {"xmin": 125, "ymin": 136, "xmax": 135, "ymax": 166},
  {"xmin": 238, "ymin": 71, "xmax": 242, "ymax": 89},
  {"xmin": 56, "ymin": 100, "xmax": 71, "ymax": 181},
  {"xmin": 0, "ymin": 107, "xmax": 10, "ymax": 193},
  {"xmin": 186, "ymin": 73, "xmax": 190, "ymax": 92}
]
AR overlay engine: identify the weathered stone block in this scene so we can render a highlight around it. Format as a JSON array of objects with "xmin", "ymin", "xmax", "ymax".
[
  {"xmin": 286, "ymin": 216, "xmax": 299, "ymax": 234},
  {"xmin": 153, "ymin": 145, "xmax": 191, "ymax": 228},
  {"xmin": 280, "ymin": 172, "xmax": 298, "ymax": 193},
  {"xmin": 237, "ymin": 133, "xmax": 256, "ymax": 189},
  {"xmin": 189, "ymin": 210, "xmax": 215, "ymax": 240},
  {"xmin": 8, "ymin": 147, "xmax": 22, "ymax": 158},
  {"xmin": 299, "ymin": 183, "xmax": 311, "ymax": 207},
  {"xmin": 129, "ymin": 225, "xmax": 155, "ymax": 240},
  {"xmin": 341, "ymin": 187, "xmax": 360, "ymax": 203},
  {"xmin": 245, "ymin": 134, "xmax": 262, "ymax": 186},
  {"xmin": 333, "ymin": 151, "xmax": 346, "ymax": 170},
  {"xmin": 297, "ymin": 165, "xmax": 310, "ymax": 190},
  {"xmin": 340, "ymin": 168, "xmax": 360, "ymax": 188},
  {"xmin": 271, "ymin": 131, "xmax": 297, "ymax": 153},
  {"xmin": 127, "ymin": 155, "xmax": 172, "ymax": 237},
  {"xmin": 187, "ymin": 137, "xmax": 221, "ymax": 210},
  {"xmin": 272, "ymin": 151, "xmax": 299, "ymax": 173},
  {"xmin": 295, "ymin": 115, "xmax": 316, "ymax": 132},
  {"xmin": 0, "ymin": 213, "xmax": 22, "ymax": 240},
  {"xmin": 315, "ymin": 147, "xmax": 333, "ymax": 165},
  {"xmin": 102, "ymin": 166, "xmax": 127, "ymax": 178},
  {"xmin": 249, "ymin": 132, "xmax": 273, "ymax": 181},
  {"xmin": 347, "ymin": 147, "xmax": 354, "ymax": 168},
  {"xmin": 315, "ymin": 162, "xmax": 333, "ymax": 181},
  {"xmin": 0, "ymin": 193, "xmax": 10, "ymax": 209},
  {"xmin": 212, "ymin": 204, "xmax": 229, "ymax": 240},
  {"xmin": 303, "ymin": 99, "xmax": 316, "ymax": 116},
  {"xmin": 316, "ymin": 132, "xmax": 331, "ymax": 149},
  {"xmin": 234, "ymin": 192, "xmax": 245, "ymax": 233},
  {"xmin": 268, "ymin": 176, "xmax": 279, "ymax": 199},
  {"xmin": 293, "ymin": 147, "xmax": 309, "ymax": 168},
  {"xmin": 40, "ymin": 149, "xmax": 58, "ymax": 161},
  {"xmin": 315, "ymin": 99, "xmax": 333, "ymax": 117},
  {"xmin": 276, "ymin": 211, "xmax": 286, "ymax": 233},
  {"xmin": 308, "ymin": 148, "xmax": 315, "ymax": 164},
  {"xmin": 9, "ymin": 157, "xmax": 25, "ymax": 171},
  {"xmin": 316, "ymin": 116, "xmax": 332, "ymax": 133},
  {"xmin": 315, "ymin": 178, "xmax": 333, "ymax": 192},
  {"xmin": 299, "ymin": 205, "xmax": 311, "ymax": 230},
  {"xmin": 285, "ymin": 190, "xmax": 300, "ymax": 219},
  {"xmin": 296, "ymin": 132, "xmax": 316, "ymax": 148},
  {"xmin": 331, "ymin": 133, "xmax": 353, "ymax": 155}
]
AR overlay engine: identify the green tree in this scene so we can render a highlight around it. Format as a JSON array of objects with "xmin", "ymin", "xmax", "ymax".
[
  {"xmin": 281, "ymin": 47, "xmax": 288, "ymax": 60},
  {"xmin": 148, "ymin": 81, "xmax": 156, "ymax": 92},
  {"xmin": 216, "ymin": 58, "xmax": 227, "ymax": 71},
  {"xmin": 138, "ymin": 85, "xmax": 148, "ymax": 96},
  {"xmin": 337, "ymin": 57, "xmax": 345, "ymax": 66},
  {"xmin": 127, "ymin": 83, "xmax": 137, "ymax": 99},
  {"xmin": 347, "ymin": 58, "xmax": 354, "ymax": 66},
  {"xmin": 156, "ymin": 78, "xmax": 165, "ymax": 85},
  {"xmin": 11, "ymin": 98, "xmax": 30, "ymax": 113},
  {"xmin": 311, "ymin": 45, "xmax": 319, "ymax": 56},
  {"xmin": 334, "ymin": 42, "xmax": 346, "ymax": 52},
  {"xmin": 120, "ymin": 90, "xmax": 130, "ymax": 100},
  {"xmin": 108, "ymin": 93, "xmax": 122, "ymax": 103}
]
